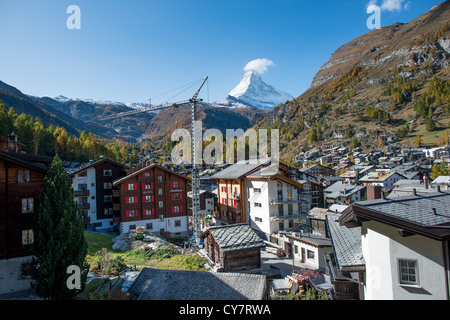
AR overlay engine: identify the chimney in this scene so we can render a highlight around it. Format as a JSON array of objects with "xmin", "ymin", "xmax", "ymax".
[
  {"xmin": 367, "ymin": 185, "xmax": 382, "ymax": 200},
  {"xmin": 7, "ymin": 132, "xmax": 18, "ymax": 153},
  {"xmin": 424, "ymin": 175, "xmax": 429, "ymax": 189},
  {"xmin": 432, "ymin": 208, "xmax": 437, "ymax": 215}
]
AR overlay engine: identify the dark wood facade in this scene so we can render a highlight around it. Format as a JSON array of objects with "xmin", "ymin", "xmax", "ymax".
[
  {"xmin": 94, "ymin": 160, "xmax": 126, "ymax": 222},
  {"xmin": 0, "ymin": 152, "xmax": 49, "ymax": 260},
  {"xmin": 113, "ymin": 164, "xmax": 190, "ymax": 225},
  {"xmin": 201, "ymin": 225, "xmax": 265, "ymax": 272}
]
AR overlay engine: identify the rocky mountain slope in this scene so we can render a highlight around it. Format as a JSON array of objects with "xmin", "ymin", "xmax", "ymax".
[{"xmin": 257, "ymin": 1, "xmax": 450, "ymax": 160}]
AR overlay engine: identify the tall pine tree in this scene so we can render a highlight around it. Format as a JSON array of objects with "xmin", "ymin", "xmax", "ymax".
[{"xmin": 31, "ymin": 155, "xmax": 88, "ymax": 300}]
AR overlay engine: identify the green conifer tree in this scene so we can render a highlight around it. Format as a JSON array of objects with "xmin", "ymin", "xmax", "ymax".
[{"xmin": 31, "ymin": 155, "xmax": 88, "ymax": 300}]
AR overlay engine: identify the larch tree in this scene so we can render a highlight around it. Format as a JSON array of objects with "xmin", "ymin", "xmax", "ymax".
[{"xmin": 31, "ymin": 155, "xmax": 88, "ymax": 300}]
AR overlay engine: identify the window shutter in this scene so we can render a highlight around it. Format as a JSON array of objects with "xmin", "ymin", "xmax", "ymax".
[
  {"xmin": 125, "ymin": 184, "xmax": 128, "ymax": 191},
  {"xmin": 180, "ymin": 206, "xmax": 183, "ymax": 212},
  {"xmin": 152, "ymin": 208, "xmax": 155, "ymax": 215},
  {"xmin": 142, "ymin": 183, "xmax": 145, "ymax": 190},
  {"xmin": 171, "ymin": 207, "xmax": 174, "ymax": 213},
  {"xmin": 151, "ymin": 171, "xmax": 153, "ymax": 177},
  {"xmin": 151, "ymin": 195, "xmax": 154, "ymax": 202},
  {"xmin": 125, "ymin": 197, "xmax": 129, "ymax": 204},
  {"xmin": 125, "ymin": 210, "xmax": 129, "ymax": 217},
  {"xmin": 171, "ymin": 194, "xmax": 174, "ymax": 200},
  {"xmin": 170, "ymin": 181, "xmax": 173, "ymax": 188},
  {"xmin": 180, "ymin": 193, "xmax": 182, "ymax": 200},
  {"xmin": 151, "ymin": 182, "xmax": 154, "ymax": 189},
  {"xmin": 135, "ymin": 196, "xmax": 138, "ymax": 203}
]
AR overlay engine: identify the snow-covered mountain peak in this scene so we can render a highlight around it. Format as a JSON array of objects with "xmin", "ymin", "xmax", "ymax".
[{"xmin": 226, "ymin": 70, "xmax": 293, "ymax": 110}]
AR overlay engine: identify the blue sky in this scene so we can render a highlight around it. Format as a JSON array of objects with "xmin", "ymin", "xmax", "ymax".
[{"xmin": 0, "ymin": 0, "xmax": 443, "ymax": 105}]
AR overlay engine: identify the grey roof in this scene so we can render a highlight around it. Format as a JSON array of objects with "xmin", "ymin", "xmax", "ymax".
[
  {"xmin": 326, "ymin": 213, "xmax": 364, "ymax": 269},
  {"xmin": 324, "ymin": 181, "xmax": 365, "ymax": 199},
  {"xmin": 285, "ymin": 233, "xmax": 332, "ymax": 247},
  {"xmin": 128, "ymin": 268, "xmax": 267, "ymax": 300},
  {"xmin": 355, "ymin": 192, "xmax": 450, "ymax": 227},
  {"xmin": 205, "ymin": 224, "xmax": 266, "ymax": 252},
  {"xmin": 210, "ymin": 159, "xmax": 271, "ymax": 180},
  {"xmin": 432, "ymin": 176, "xmax": 450, "ymax": 185}
]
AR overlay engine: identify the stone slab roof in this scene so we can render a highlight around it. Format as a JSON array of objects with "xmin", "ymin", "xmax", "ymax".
[
  {"xmin": 128, "ymin": 268, "xmax": 267, "ymax": 300},
  {"xmin": 326, "ymin": 213, "xmax": 364, "ymax": 270},
  {"xmin": 203, "ymin": 224, "xmax": 266, "ymax": 252}
]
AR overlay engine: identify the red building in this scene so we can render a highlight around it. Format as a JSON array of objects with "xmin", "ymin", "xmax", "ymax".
[{"xmin": 113, "ymin": 164, "xmax": 191, "ymax": 236}]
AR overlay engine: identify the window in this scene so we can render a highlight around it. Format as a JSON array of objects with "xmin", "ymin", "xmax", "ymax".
[
  {"xmin": 127, "ymin": 183, "xmax": 136, "ymax": 190},
  {"xmin": 254, "ymin": 188, "xmax": 261, "ymax": 194},
  {"xmin": 104, "ymin": 195, "xmax": 113, "ymax": 203},
  {"xmin": 104, "ymin": 182, "xmax": 112, "ymax": 189},
  {"xmin": 157, "ymin": 176, "xmax": 163, "ymax": 183},
  {"xmin": 159, "ymin": 215, "xmax": 164, "ymax": 222},
  {"xmin": 288, "ymin": 203, "xmax": 293, "ymax": 215},
  {"xmin": 255, "ymin": 217, "xmax": 262, "ymax": 223},
  {"xmin": 172, "ymin": 181, "xmax": 180, "ymax": 188},
  {"xmin": 126, "ymin": 196, "xmax": 138, "ymax": 204},
  {"xmin": 307, "ymin": 250, "xmax": 315, "ymax": 260},
  {"xmin": 146, "ymin": 223, "xmax": 153, "ymax": 230},
  {"xmin": 399, "ymin": 259, "xmax": 418, "ymax": 286},
  {"xmin": 175, "ymin": 220, "xmax": 181, "ymax": 227},
  {"xmin": 21, "ymin": 263, "xmax": 32, "ymax": 278},
  {"xmin": 254, "ymin": 202, "xmax": 262, "ymax": 208},
  {"xmin": 103, "ymin": 169, "xmax": 112, "ymax": 176},
  {"xmin": 143, "ymin": 172, "xmax": 152, "ymax": 177},
  {"xmin": 126, "ymin": 210, "xmax": 136, "ymax": 217},
  {"xmin": 22, "ymin": 198, "xmax": 34, "ymax": 213},
  {"xmin": 159, "ymin": 201, "xmax": 164, "ymax": 208},
  {"xmin": 158, "ymin": 188, "xmax": 163, "ymax": 195},
  {"xmin": 294, "ymin": 245, "xmax": 298, "ymax": 254},
  {"xmin": 22, "ymin": 230, "xmax": 34, "ymax": 245},
  {"xmin": 143, "ymin": 183, "xmax": 153, "ymax": 190},
  {"xmin": 79, "ymin": 171, "xmax": 87, "ymax": 177},
  {"xmin": 18, "ymin": 170, "xmax": 30, "ymax": 183},
  {"xmin": 145, "ymin": 195, "xmax": 153, "ymax": 203},
  {"xmin": 173, "ymin": 206, "xmax": 180, "ymax": 213},
  {"xmin": 78, "ymin": 183, "xmax": 88, "ymax": 191},
  {"xmin": 144, "ymin": 209, "xmax": 154, "ymax": 216},
  {"xmin": 104, "ymin": 208, "xmax": 113, "ymax": 215},
  {"xmin": 173, "ymin": 193, "xmax": 180, "ymax": 200},
  {"xmin": 128, "ymin": 225, "xmax": 136, "ymax": 231}
]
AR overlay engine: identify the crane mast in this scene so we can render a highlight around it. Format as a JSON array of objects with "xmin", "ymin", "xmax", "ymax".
[{"xmin": 100, "ymin": 77, "xmax": 208, "ymax": 245}]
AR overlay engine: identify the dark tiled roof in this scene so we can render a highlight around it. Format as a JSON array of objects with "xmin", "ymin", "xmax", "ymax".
[
  {"xmin": 355, "ymin": 192, "xmax": 450, "ymax": 227},
  {"xmin": 128, "ymin": 268, "xmax": 267, "ymax": 300},
  {"xmin": 327, "ymin": 213, "xmax": 364, "ymax": 269},
  {"xmin": 204, "ymin": 224, "xmax": 266, "ymax": 252},
  {"xmin": 0, "ymin": 151, "xmax": 51, "ymax": 173}
]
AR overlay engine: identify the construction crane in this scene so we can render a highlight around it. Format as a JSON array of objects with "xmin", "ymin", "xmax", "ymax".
[{"xmin": 100, "ymin": 77, "xmax": 208, "ymax": 245}]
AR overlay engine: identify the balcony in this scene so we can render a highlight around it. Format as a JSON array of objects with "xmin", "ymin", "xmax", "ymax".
[
  {"xmin": 113, "ymin": 190, "xmax": 120, "ymax": 198},
  {"xmin": 77, "ymin": 203, "xmax": 90, "ymax": 210},
  {"xmin": 82, "ymin": 217, "xmax": 91, "ymax": 225},
  {"xmin": 113, "ymin": 203, "xmax": 121, "ymax": 211},
  {"xmin": 270, "ymin": 198, "xmax": 304, "ymax": 205},
  {"xmin": 74, "ymin": 189, "xmax": 90, "ymax": 197},
  {"xmin": 270, "ymin": 213, "xmax": 302, "ymax": 222}
]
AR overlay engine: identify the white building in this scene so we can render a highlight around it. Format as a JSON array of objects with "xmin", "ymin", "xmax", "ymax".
[
  {"xmin": 245, "ymin": 164, "xmax": 307, "ymax": 240},
  {"xmin": 70, "ymin": 158, "xmax": 126, "ymax": 231},
  {"xmin": 335, "ymin": 191, "xmax": 450, "ymax": 300}
]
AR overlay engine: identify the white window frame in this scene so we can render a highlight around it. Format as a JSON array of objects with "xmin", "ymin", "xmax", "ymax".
[{"xmin": 398, "ymin": 259, "xmax": 419, "ymax": 287}]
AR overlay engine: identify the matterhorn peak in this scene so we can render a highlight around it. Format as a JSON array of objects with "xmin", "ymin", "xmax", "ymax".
[{"xmin": 225, "ymin": 60, "xmax": 293, "ymax": 110}]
